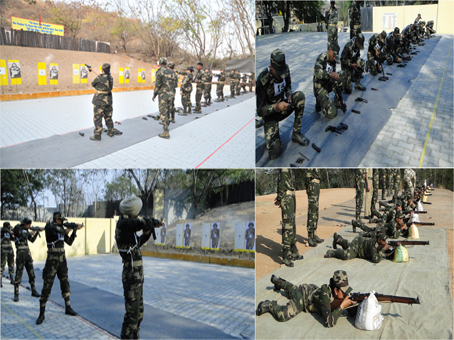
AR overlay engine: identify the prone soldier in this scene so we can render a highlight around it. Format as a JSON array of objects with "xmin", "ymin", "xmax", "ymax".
[
  {"xmin": 152, "ymin": 57, "xmax": 175, "ymax": 139},
  {"xmin": 1, "ymin": 222, "xmax": 15, "ymax": 287},
  {"xmin": 179, "ymin": 66, "xmax": 194, "ymax": 116},
  {"xmin": 340, "ymin": 33, "xmax": 366, "ymax": 93}
]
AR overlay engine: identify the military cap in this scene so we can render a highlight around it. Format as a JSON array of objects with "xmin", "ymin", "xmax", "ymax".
[
  {"xmin": 197, "ymin": 62, "xmax": 203, "ymax": 66},
  {"xmin": 168, "ymin": 61, "xmax": 175, "ymax": 69},
  {"xmin": 355, "ymin": 33, "xmax": 365, "ymax": 50},
  {"xmin": 102, "ymin": 63, "xmax": 111, "ymax": 73},
  {"xmin": 420, "ymin": 21, "xmax": 425, "ymax": 25},
  {"xmin": 270, "ymin": 49, "xmax": 289, "ymax": 79},
  {"xmin": 21, "ymin": 217, "xmax": 32, "ymax": 225},
  {"xmin": 53, "ymin": 211, "xmax": 67, "ymax": 221},
  {"xmin": 332, "ymin": 270, "xmax": 352, "ymax": 295},
  {"xmin": 396, "ymin": 200, "xmax": 403, "ymax": 207},
  {"xmin": 159, "ymin": 57, "xmax": 167, "ymax": 65},
  {"xmin": 394, "ymin": 27, "xmax": 400, "ymax": 34},
  {"xmin": 380, "ymin": 30, "xmax": 387, "ymax": 40},
  {"xmin": 3, "ymin": 222, "xmax": 11, "ymax": 228},
  {"xmin": 396, "ymin": 211, "xmax": 405, "ymax": 219},
  {"xmin": 376, "ymin": 230, "xmax": 387, "ymax": 241},
  {"xmin": 328, "ymin": 40, "xmax": 340, "ymax": 53}
]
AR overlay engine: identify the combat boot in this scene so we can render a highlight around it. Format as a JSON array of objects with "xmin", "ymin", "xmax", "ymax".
[
  {"xmin": 65, "ymin": 305, "xmax": 77, "ymax": 316},
  {"xmin": 170, "ymin": 111, "xmax": 175, "ymax": 123},
  {"xmin": 13, "ymin": 284, "xmax": 19, "ymax": 302},
  {"xmin": 178, "ymin": 106, "xmax": 188, "ymax": 116},
  {"xmin": 291, "ymin": 131, "xmax": 310, "ymax": 147},
  {"xmin": 307, "ymin": 231, "xmax": 317, "ymax": 247},
  {"xmin": 355, "ymin": 81, "xmax": 366, "ymax": 91},
  {"xmin": 31, "ymin": 285, "xmax": 41, "ymax": 297},
  {"xmin": 221, "ymin": 95, "xmax": 225, "ymax": 102},
  {"xmin": 215, "ymin": 97, "xmax": 221, "ymax": 102},
  {"xmin": 313, "ymin": 230, "xmax": 324, "ymax": 244},
  {"xmin": 290, "ymin": 245, "xmax": 304, "ymax": 260},
  {"xmin": 282, "ymin": 249, "xmax": 294, "ymax": 267},
  {"xmin": 270, "ymin": 274, "xmax": 288, "ymax": 291},
  {"xmin": 256, "ymin": 300, "xmax": 275, "ymax": 316},
  {"xmin": 352, "ymin": 219, "xmax": 357, "ymax": 233},
  {"xmin": 188, "ymin": 106, "xmax": 192, "ymax": 114},
  {"xmin": 107, "ymin": 129, "xmax": 115, "ymax": 137},
  {"xmin": 333, "ymin": 232, "xmax": 340, "ymax": 249},
  {"xmin": 89, "ymin": 135, "xmax": 101, "ymax": 141},
  {"xmin": 315, "ymin": 101, "xmax": 321, "ymax": 113},
  {"xmin": 193, "ymin": 108, "xmax": 202, "ymax": 113},
  {"xmin": 36, "ymin": 306, "xmax": 45, "ymax": 325},
  {"xmin": 324, "ymin": 250, "xmax": 336, "ymax": 258},
  {"xmin": 158, "ymin": 124, "xmax": 170, "ymax": 139}
]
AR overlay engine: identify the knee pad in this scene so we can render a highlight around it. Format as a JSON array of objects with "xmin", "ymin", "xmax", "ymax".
[{"xmin": 268, "ymin": 138, "xmax": 282, "ymax": 159}]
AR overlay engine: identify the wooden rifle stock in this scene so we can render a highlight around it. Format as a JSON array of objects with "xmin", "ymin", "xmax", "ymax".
[{"xmin": 350, "ymin": 292, "xmax": 420, "ymax": 305}]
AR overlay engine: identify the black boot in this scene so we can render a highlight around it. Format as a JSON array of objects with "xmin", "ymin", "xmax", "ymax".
[
  {"xmin": 65, "ymin": 305, "xmax": 77, "ymax": 316},
  {"xmin": 271, "ymin": 275, "xmax": 289, "ymax": 291},
  {"xmin": 13, "ymin": 284, "xmax": 19, "ymax": 302},
  {"xmin": 31, "ymin": 285, "xmax": 41, "ymax": 297},
  {"xmin": 36, "ymin": 306, "xmax": 45, "ymax": 325},
  {"xmin": 282, "ymin": 249, "xmax": 294, "ymax": 267},
  {"xmin": 313, "ymin": 230, "xmax": 324, "ymax": 243},
  {"xmin": 290, "ymin": 245, "xmax": 304, "ymax": 260},
  {"xmin": 256, "ymin": 300, "xmax": 274, "ymax": 316},
  {"xmin": 333, "ymin": 232, "xmax": 339, "ymax": 249}
]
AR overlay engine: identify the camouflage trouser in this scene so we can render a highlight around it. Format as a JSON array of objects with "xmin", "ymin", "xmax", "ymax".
[
  {"xmin": 39, "ymin": 252, "xmax": 71, "ymax": 307},
  {"xmin": 387, "ymin": 172, "xmax": 393, "ymax": 196},
  {"xmin": 204, "ymin": 84, "xmax": 212, "ymax": 102},
  {"xmin": 341, "ymin": 58, "xmax": 365, "ymax": 90},
  {"xmin": 181, "ymin": 90, "xmax": 192, "ymax": 107},
  {"xmin": 269, "ymin": 283, "xmax": 318, "ymax": 322},
  {"xmin": 306, "ymin": 179, "xmax": 320, "ymax": 233},
  {"xmin": 350, "ymin": 24, "xmax": 361, "ymax": 39},
  {"xmin": 195, "ymin": 85, "xmax": 204, "ymax": 110},
  {"xmin": 263, "ymin": 91, "xmax": 305, "ymax": 159},
  {"xmin": 1, "ymin": 247, "xmax": 14, "ymax": 280},
  {"xmin": 14, "ymin": 248, "xmax": 36, "ymax": 286},
  {"xmin": 171, "ymin": 90, "xmax": 176, "ymax": 115},
  {"xmin": 394, "ymin": 171, "xmax": 401, "ymax": 198},
  {"xmin": 240, "ymin": 83, "xmax": 247, "ymax": 92},
  {"xmin": 371, "ymin": 183, "xmax": 380, "ymax": 218},
  {"xmin": 382, "ymin": 47, "xmax": 395, "ymax": 65},
  {"xmin": 248, "ymin": 82, "xmax": 253, "ymax": 91},
  {"xmin": 121, "ymin": 263, "xmax": 144, "ymax": 339},
  {"xmin": 313, "ymin": 72, "xmax": 346, "ymax": 119},
  {"xmin": 327, "ymin": 25, "xmax": 339, "ymax": 54},
  {"xmin": 281, "ymin": 194, "xmax": 296, "ymax": 252},
  {"xmin": 331, "ymin": 235, "xmax": 359, "ymax": 260},
  {"xmin": 216, "ymin": 82, "xmax": 224, "ymax": 98},
  {"xmin": 93, "ymin": 105, "xmax": 114, "ymax": 136},
  {"xmin": 159, "ymin": 95, "xmax": 173, "ymax": 124},
  {"xmin": 366, "ymin": 52, "xmax": 386, "ymax": 76},
  {"xmin": 236, "ymin": 81, "xmax": 241, "ymax": 95},
  {"xmin": 355, "ymin": 181, "xmax": 364, "ymax": 220},
  {"xmin": 381, "ymin": 169, "xmax": 387, "ymax": 198}
]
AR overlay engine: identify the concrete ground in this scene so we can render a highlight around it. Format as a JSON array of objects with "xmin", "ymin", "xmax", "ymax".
[
  {"xmin": 0, "ymin": 86, "xmax": 255, "ymax": 168},
  {"xmin": 255, "ymin": 32, "xmax": 453, "ymax": 167}
]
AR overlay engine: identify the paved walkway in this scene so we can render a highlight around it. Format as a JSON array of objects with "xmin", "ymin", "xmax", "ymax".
[{"xmin": 360, "ymin": 35, "xmax": 453, "ymax": 167}]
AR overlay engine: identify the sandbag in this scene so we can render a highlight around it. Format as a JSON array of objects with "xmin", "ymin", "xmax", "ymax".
[
  {"xmin": 408, "ymin": 224, "xmax": 420, "ymax": 240},
  {"xmin": 416, "ymin": 201, "xmax": 424, "ymax": 211},
  {"xmin": 393, "ymin": 244, "xmax": 409, "ymax": 263},
  {"xmin": 410, "ymin": 213, "xmax": 420, "ymax": 223},
  {"xmin": 119, "ymin": 196, "xmax": 143, "ymax": 217},
  {"xmin": 355, "ymin": 291, "xmax": 384, "ymax": 331}
]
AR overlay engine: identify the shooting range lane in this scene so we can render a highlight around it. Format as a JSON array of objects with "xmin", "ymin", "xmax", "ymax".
[
  {"xmin": 255, "ymin": 226, "xmax": 452, "ymax": 339},
  {"xmin": 0, "ymin": 89, "xmax": 254, "ymax": 168},
  {"xmin": 255, "ymin": 32, "xmax": 441, "ymax": 167}
]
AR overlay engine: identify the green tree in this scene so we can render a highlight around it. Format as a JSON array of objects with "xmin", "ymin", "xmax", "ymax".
[{"xmin": 104, "ymin": 174, "xmax": 139, "ymax": 201}]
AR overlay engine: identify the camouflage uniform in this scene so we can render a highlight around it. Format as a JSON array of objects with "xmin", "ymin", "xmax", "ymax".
[
  {"xmin": 354, "ymin": 169, "xmax": 366, "ymax": 221},
  {"xmin": 153, "ymin": 60, "xmax": 175, "ymax": 138},
  {"xmin": 392, "ymin": 169, "xmax": 401, "ymax": 200},
  {"xmin": 1, "ymin": 223, "xmax": 15, "ymax": 286},
  {"xmin": 306, "ymin": 169, "xmax": 323, "ymax": 246},
  {"xmin": 371, "ymin": 169, "xmax": 380, "ymax": 219},
  {"xmin": 240, "ymin": 74, "xmax": 248, "ymax": 93},
  {"xmin": 248, "ymin": 73, "xmax": 254, "ymax": 92},
  {"xmin": 216, "ymin": 70, "xmax": 226, "ymax": 101},
  {"xmin": 257, "ymin": 271, "xmax": 352, "ymax": 327},
  {"xmin": 349, "ymin": 2, "xmax": 361, "ymax": 39},
  {"xmin": 402, "ymin": 25, "xmax": 415, "ymax": 48},
  {"xmin": 327, "ymin": 233, "xmax": 383, "ymax": 263},
  {"xmin": 324, "ymin": 5, "xmax": 339, "ymax": 56},
  {"xmin": 91, "ymin": 71, "xmax": 114, "ymax": 139},
  {"xmin": 384, "ymin": 30, "xmax": 401, "ymax": 65},
  {"xmin": 229, "ymin": 71, "xmax": 236, "ymax": 98},
  {"xmin": 404, "ymin": 169, "xmax": 416, "ymax": 196},
  {"xmin": 366, "ymin": 32, "xmax": 387, "ymax": 76},
  {"xmin": 235, "ymin": 71, "xmax": 241, "ymax": 95},
  {"xmin": 168, "ymin": 64, "xmax": 178, "ymax": 123},
  {"xmin": 340, "ymin": 35, "xmax": 366, "ymax": 93},
  {"xmin": 180, "ymin": 70, "xmax": 193, "ymax": 115},
  {"xmin": 203, "ymin": 69, "xmax": 213, "ymax": 104},
  {"xmin": 313, "ymin": 49, "xmax": 347, "ymax": 119},
  {"xmin": 116, "ymin": 215, "xmax": 157, "ymax": 339},
  {"xmin": 380, "ymin": 168, "xmax": 388, "ymax": 199},
  {"xmin": 194, "ymin": 66, "xmax": 205, "ymax": 112},
  {"xmin": 37, "ymin": 214, "xmax": 80, "ymax": 324},
  {"xmin": 426, "ymin": 20, "xmax": 435, "ymax": 38},
  {"xmin": 13, "ymin": 221, "xmax": 40, "ymax": 300},
  {"xmin": 257, "ymin": 49, "xmax": 308, "ymax": 159}
]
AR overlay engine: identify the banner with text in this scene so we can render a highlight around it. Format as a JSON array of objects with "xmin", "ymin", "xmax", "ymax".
[{"xmin": 11, "ymin": 16, "xmax": 64, "ymax": 36}]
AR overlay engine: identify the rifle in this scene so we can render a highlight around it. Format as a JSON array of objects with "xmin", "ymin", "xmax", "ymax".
[
  {"xmin": 406, "ymin": 221, "xmax": 434, "ymax": 226},
  {"xmin": 30, "ymin": 226, "xmax": 44, "ymax": 237},
  {"xmin": 350, "ymin": 292, "xmax": 420, "ymax": 305},
  {"xmin": 63, "ymin": 222, "xmax": 83, "ymax": 230},
  {"xmin": 332, "ymin": 80, "xmax": 346, "ymax": 113},
  {"xmin": 402, "ymin": 210, "xmax": 427, "ymax": 214},
  {"xmin": 388, "ymin": 240, "xmax": 429, "ymax": 247}
]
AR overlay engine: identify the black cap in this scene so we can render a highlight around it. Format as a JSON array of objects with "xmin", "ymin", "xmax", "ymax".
[
  {"xmin": 3, "ymin": 222, "xmax": 11, "ymax": 228},
  {"xmin": 21, "ymin": 217, "xmax": 32, "ymax": 225}
]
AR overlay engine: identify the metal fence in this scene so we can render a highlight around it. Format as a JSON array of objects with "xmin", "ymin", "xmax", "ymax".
[{"xmin": 0, "ymin": 27, "xmax": 110, "ymax": 53}]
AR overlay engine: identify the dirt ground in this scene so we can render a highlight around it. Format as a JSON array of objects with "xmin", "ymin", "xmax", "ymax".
[{"xmin": 256, "ymin": 188, "xmax": 454, "ymax": 297}]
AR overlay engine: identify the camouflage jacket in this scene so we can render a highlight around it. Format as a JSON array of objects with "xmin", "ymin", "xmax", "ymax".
[
  {"xmin": 313, "ymin": 52, "xmax": 336, "ymax": 91},
  {"xmin": 1, "ymin": 227, "xmax": 14, "ymax": 248},
  {"xmin": 218, "ymin": 71, "xmax": 226, "ymax": 83},
  {"xmin": 92, "ymin": 73, "xmax": 113, "ymax": 106},
  {"xmin": 414, "ymin": 17, "xmax": 420, "ymax": 25},
  {"xmin": 340, "ymin": 40, "xmax": 362, "ymax": 68},
  {"xmin": 195, "ymin": 69, "xmax": 205, "ymax": 88},
  {"xmin": 44, "ymin": 221, "xmax": 77, "ymax": 249},
  {"xmin": 276, "ymin": 168, "xmax": 295, "ymax": 201},
  {"xmin": 153, "ymin": 65, "xmax": 175, "ymax": 100},
  {"xmin": 355, "ymin": 169, "xmax": 366, "ymax": 187},
  {"xmin": 385, "ymin": 32, "xmax": 400, "ymax": 59},
  {"xmin": 325, "ymin": 7, "xmax": 338, "ymax": 25},
  {"xmin": 382, "ymin": 220, "xmax": 400, "ymax": 239},
  {"xmin": 349, "ymin": 3, "xmax": 361, "ymax": 26},
  {"xmin": 181, "ymin": 73, "xmax": 193, "ymax": 92},
  {"xmin": 13, "ymin": 224, "xmax": 39, "ymax": 248},
  {"xmin": 115, "ymin": 216, "xmax": 154, "ymax": 264},
  {"xmin": 229, "ymin": 72, "xmax": 237, "ymax": 83},
  {"xmin": 169, "ymin": 69, "xmax": 178, "ymax": 93},
  {"xmin": 368, "ymin": 34, "xmax": 384, "ymax": 55},
  {"xmin": 305, "ymin": 169, "xmax": 321, "ymax": 187},
  {"xmin": 203, "ymin": 71, "xmax": 213, "ymax": 87},
  {"xmin": 240, "ymin": 74, "xmax": 248, "ymax": 83},
  {"xmin": 372, "ymin": 169, "xmax": 380, "ymax": 189},
  {"xmin": 257, "ymin": 67, "xmax": 292, "ymax": 118},
  {"xmin": 309, "ymin": 284, "xmax": 344, "ymax": 327},
  {"xmin": 355, "ymin": 235, "xmax": 383, "ymax": 263},
  {"xmin": 402, "ymin": 25, "xmax": 415, "ymax": 41}
]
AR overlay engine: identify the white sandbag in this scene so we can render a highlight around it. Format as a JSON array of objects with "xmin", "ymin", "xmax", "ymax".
[
  {"xmin": 119, "ymin": 196, "xmax": 143, "ymax": 217},
  {"xmin": 408, "ymin": 224, "xmax": 420, "ymax": 240},
  {"xmin": 355, "ymin": 291, "xmax": 384, "ymax": 331},
  {"xmin": 416, "ymin": 201, "xmax": 424, "ymax": 212},
  {"xmin": 410, "ymin": 213, "xmax": 420, "ymax": 223}
]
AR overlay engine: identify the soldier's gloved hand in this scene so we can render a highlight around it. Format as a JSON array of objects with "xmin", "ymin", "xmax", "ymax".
[{"xmin": 275, "ymin": 101, "xmax": 290, "ymax": 112}]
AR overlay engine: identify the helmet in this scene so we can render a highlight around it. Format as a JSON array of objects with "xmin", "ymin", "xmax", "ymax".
[
  {"xmin": 159, "ymin": 57, "xmax": 167, "ymax": 65},
  {"xmin": 53, "ymin": 211, "xmax": 67, "ymax": 221},
  {"xmin": 168, "ymin": 61, "xmax": 175, "ymax": 69},
  {"xmin": 21, "ymin": 217, "xmax": 32, "ymax": 225}
]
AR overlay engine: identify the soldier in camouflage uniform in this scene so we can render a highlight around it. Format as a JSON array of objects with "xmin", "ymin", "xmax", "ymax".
[
  {"xmin": 366, "ymin": 31, "xmax": 387, "ymax": 76},
  {"xmin": 414, "ymin": 13, "xmax": 421, "ymax": 26},
  {"xmin": 240, "ymin": 73, "xmax": 248, "ymax": 93},
  {"xmin": 353, "ymin": 169, "xmax": 366, "ymax": 229},
  {"xmin": 229, "ymin": 69, "xmax": 236, "ymax": 98},
  {"xmin": 384, "ymin": 28, "xmax": 403, "ymax": 65},
  {"xmin": 194, "ymin": 62, "xmax": 204, "ymax": 113},
  {"xmin": 275, "ymin": 169, "xmax": 303, "ymax": 267},
  {"xmin": 179, "ymin": 66, "xmax": 194, "ymax": 116},
  {"xmin": 152, "ymin": 57, "xmax": 175, "ymax": 139},
  {"xmin": 36, "ymin": 212, "xmax": 83, "ymax": 325},
  {"xmin": 256, "ymin": 270, "xmax": 355, "ymax": 327},
  {"xmin": 167, "ymin": 62, "xmax": 178, "ymax": 124},
  {"xmin": 404, "ymin": 169, "xmax": 416, "ymax": 196},
  {"xmin": 426, "ymin": 20, "xmax": 436, "ymax": 38},
  {"xmin": 248, "ymin": 72, "xmax": 254, "ymax": 92},
  {"xmin": 306, "ymin": 169, "xmax": 324, "ymax": 247},
  {"xmin": 323, "ymin": 1, "xmax": 340, "ymax": 62},
  {"xmin": 370, "ymin": 169, "xmax": 381, "ymax": 220},
  {"xmin": 349, "ymin": 0, "xmax": 361, "ymax": 39},
  {"xmin": 215, "ymin": 69, "xmax": 226, "ymax": 102},
  {"xmin": 116, "ymin": 196, "xmax": 162, "ymax": 339},
  {"xmin": 235, "ymin": 70, "xmax": 241, "ymax": 96},
  {"xmin": 341, "ymin": 33, "xmax": 366, "ymax": 93},
  {"xmin": 313, "ymin": 43, "xmax": 347, "ymax": 119},
  {"xmin": 353, "ymin": 209, "xmax": 408, "ymax": 239},
  {"xmin": 203, "ymin": 67, "xmax": 213, "ymax": 105},
  {"xmin": 89, "ymin": 63, "xmax": 115, "ymax": 141},
  {"xmin": 13, "ymin": 218, "xmax": 41, "ymax": 302},
  {"xmin": 257, "ymin": 49, "xmax": 309, "ymax": 159},
  {"xmin": 402, "ymin": 24, "xmax": 416, "ymax": 47},
  {"xmin": 381, "ymin": 168, "xmax": 387, "ymax": 199},
  {"xmin": 326, "ymin": 230, "xmax": 388, "ymax": 263},
  {"xmin": 1, "ymin": 222, "xmax": 15, "ymax": 287},
  {"xmin": 392, "ymin": 169, "xmax": 401, "ymax": 201}
]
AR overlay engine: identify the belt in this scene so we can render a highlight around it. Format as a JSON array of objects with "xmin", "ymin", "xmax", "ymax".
[
  {"xmin": 311, "ymin": 179, "xmax": 320, "ymax": 183},
  {"xmin": 328, "ymin": 24, "xmax": 337, "ymax": 26},
  {"xmin": 124, "ymin": 259, "xmax": 143, "ymax": 267},
  {"xmin": 353, "ymin": 24, "xmax": 361, "ymax": 29},
  {"xmin": 96, "ymin": 90, "xmax": 110, "ymax": 94},
  {"xmin": 47, "ymin": 247, "xmax": 65, "ymax": 252},
  {"xmin": 16, "ymin": 246, "xmax": 29, "ymax": 250}
]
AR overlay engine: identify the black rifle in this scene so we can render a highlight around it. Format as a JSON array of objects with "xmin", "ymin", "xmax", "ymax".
[
  {"xmin": 402, "ymin": 210, "xmax": 427, "ymax": 214},
  {"xmin": 350, "ymin": 292, "xmax": 420, "ymax": 305},
  {"xmin": 63, "ymin": 222, "xmax": 82, "ymax": 230},
  {"xmin": 30, "ymin": 226, "xmax": 44, "ymax": 237},
  {"xmin": 406, "ymin": 221, "xmax": 434, "ymax": 226},
  {"xmin": 388, "ymin": 240, "xmax": 429, "ymax": 247},
  {"xmin": 332, "ymin": 80, "xmax": 346, "ymax": 113}
]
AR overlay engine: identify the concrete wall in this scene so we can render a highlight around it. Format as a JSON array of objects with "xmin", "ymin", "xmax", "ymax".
[
  {"xmin": 1, "ymin": 217, "xmax": 117, "ymax": 261},
  {"xmin": 373, "ymin": 2, "xmax": 453, "ymax": 35},
  {"xmin": 163, "ymin": 189, "xmax": 194, "ymax": 225}
]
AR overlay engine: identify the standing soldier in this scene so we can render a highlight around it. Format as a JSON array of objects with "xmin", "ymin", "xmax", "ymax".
[
  {"xmin": 349, "ymin": 0, "xmax": 362, "ymax": 39},
  {"xmin": 366, "ymin": 31, "xmax": 387, "ymax": 76},
  {"xmin": 152, "ymin": 57, "xmax": 174, "ymax": 139},
  {"xmin": 229, "ymin": 69, "xmax": 236, "ymax": 98},
  {"xmin": 13, "ymin": 218, "xmax": 41, "ymax": 301},
  {"xmin": 404, "ymin": 169, "xmax": 416, "ymax": 196},
  {"xmin": 353, "ymin": 169, "xmax": 367, "ymax": 230},
  {"xmin": 203, "ymin": 67, "xmax": 213, "ymax": 105},
  {"xmin": 248, "ymin": 72, "xmax": 254, "ymax": 92},
  {"xmin": 364, "ymin": 168, "xmax": 373, "ymax": 219},
  {"xmin": 275, "ymin": 169, "xmax": 304, "ymax": 268},
  {"xmin": 324, "ymin": 1, "xmax": 340, "ymax": 62},
  {"xmin": 257, "ymin": 49, "xmax": 309, "ymax": 160},
  {"xmin": 306, "ymin": 169, "xmax": 323, "ymax": 247},
  {"xmin": 414, "ymin": 13, "xmax": 421, "ymax": 25},
  {"xmin": 115, "ymin": 196, "xmax": 162, "ymax": 339},
  {"xmin": 179, "ymin": 66, "xmax": 194, "ymax": 116},
  {"xmin": 381, "ymin": 169, "xmax": 387, "ymax": 200},
  {"xmin": 340, "ymin": 33, "xmax": 366, "ymax": 93},
  {"xmin": 88, "ymin": 63, "xmax": 115, "ymax": 141},
  {"xmin": 193, "ymin": 62, "xmax": 204, "ymax": 113},
  {"xmin": 393, "ymin": 169, "xmax": 401, "ymax": 199},
  {"xmin": 370, "ymin": 169, "xmax": 381, "ymax": 221},
  {"xmin": 235, "ymin": 70, "xmax": 242, "ymax": 96},
  {"xmin": 240, "ymin": 73, "xmax": 248, "ymax": 93},
  {"xmin": 215, "ymin": 69, "xmax": 226, "ymax": 102},
  {"xmin": 167, "ymin": 62, "xmax": 178, "ymax": 124},
  {"xmin": 1, "ymin": 222, "xmax": 15, "ymax": 287},
  {"xmin": 36, "ymin": 212, "xmax": 84, "ymax": 325}
]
